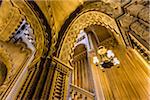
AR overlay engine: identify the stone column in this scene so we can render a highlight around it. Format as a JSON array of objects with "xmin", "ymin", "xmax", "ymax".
[
  {"xmin": 77, "ymin": 60, "xmax": 81, "ymax": 87},
  {"xmin": 83, "ymin": 57, "xmax": 88, "ymax": 91},
  {"xmin": 85, "ymin": 57, "xmax": 92, "ymax": 92},
  {"xmin": 87, "ymin": 55, "xmax": 105, "ymax": 100},
  {"xmin": 87, "ymin": 33, "xmax": 95, "ymax": 51},
  {"xmin": 74, "ymin": 61, "xmax": 77, "ymax": 86},
  {"xmin": 79, "ymin": 59, "xmax": 82, "ymax": 88},
  {"xmin": 81, "ymin": 58, "xmax": 85, "ymax": 89},
  {"xmin": 72, "ymin": 62, "xmax": 74, "ymax": 85}
]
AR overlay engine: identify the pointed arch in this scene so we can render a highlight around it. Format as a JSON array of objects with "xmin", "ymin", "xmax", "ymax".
[{"xmin": 58, "ymin": 10, "xmax": 125, "ymax": 63}]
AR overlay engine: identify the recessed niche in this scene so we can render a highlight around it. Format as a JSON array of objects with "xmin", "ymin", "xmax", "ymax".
[{"xmin": 0, "ymin": 60, "xmax": 7, "ymax": 86}]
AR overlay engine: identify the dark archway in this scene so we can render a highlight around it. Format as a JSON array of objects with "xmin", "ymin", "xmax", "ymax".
[
  {"xmin": 74, "ymin": 44, "xmax": 87, "ymax": 56},
  {"xmin": 0, "ymin": 0, "xmax": 2, "ymax": 6},
  {"xmin": 0, "ymin": 60, "xmax": 7, "ymax": 86}
]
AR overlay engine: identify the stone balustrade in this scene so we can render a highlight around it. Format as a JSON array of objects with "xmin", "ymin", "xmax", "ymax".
[{"xmin": 69, "ymin": 84, "xmax": 95, "ymax": 100}]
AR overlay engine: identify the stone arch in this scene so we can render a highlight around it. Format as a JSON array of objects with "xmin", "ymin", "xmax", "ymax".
[{"xmin": 58, "ymin": 11, "xmax": 125, "ymax": 64}]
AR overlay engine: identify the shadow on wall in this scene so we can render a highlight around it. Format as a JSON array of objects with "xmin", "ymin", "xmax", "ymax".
[
  {"xmin": 0, "ymin": 60, "xmax": 7, "ymax": 86},
  {"xmin": 0, "ymin": 1, "xmax": 2, "ymax": 6}
]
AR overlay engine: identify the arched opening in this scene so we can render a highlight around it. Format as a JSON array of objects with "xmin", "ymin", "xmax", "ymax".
[
  {"xmin": 74, "ymin": 44, "xmax": 86, "ymax": 56},
  {"xmin": 85, "ymin": 25, "xmax": 120, "ymax": 68},
  {"xmin": 0, "ymin": 60, "xmax": 7, "ymax": 86},
  {"xmin": 85, "ymin": 25, "xmax": 117, "ymax": 49},
  {"xmin": 58, "ymin": 8, "xmax": 149, "ymax": 100},
  {"xmin": 58, "ymin": 11, "xmax": 124, "ymax": 63},
  {"xmin": 72, "ymin": 44, "xmax": 94, "ymax": 93}
]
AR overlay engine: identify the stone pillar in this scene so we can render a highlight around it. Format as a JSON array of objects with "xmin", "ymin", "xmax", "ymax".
[
  {"xmin": 81, "ymin": 58, "xmax": 85, "ymax": 89},
  {"xmin": 87, "ymin": 55, "xmax": 105, "ymax": 100},
  {"xmin": 77, "ymin": 60, "xmax": 81, "ymax": 87},
  {"xmin": 83, "ymin": 58, "xmax": 88, "ymax": 91},
  {"xmin": 80, "ymin": 59, "xmax": 83, "ymax": 88},
  {"xmin": 74, "ymin": 61, "xmax": 78, "ymax": 86},
  {"xmin": 87, "ymin": 33, "xmax": 95, "ymax": 51},
  {"xmin": 72, "ymin": 62, "xmax": 74, "ymax": 85},
  {"xmin": 85, "ymin": 57, "xmax": 92, "ymax": 92}
]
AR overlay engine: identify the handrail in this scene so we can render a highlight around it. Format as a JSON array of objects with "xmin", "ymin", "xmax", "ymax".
[
  {"xmin": 52, "ymin": 57, "xmax": 73, "ymax": 71},
  {"xmin": 70, "ymin": 84, "xmax": 95, "ymax": 99}
]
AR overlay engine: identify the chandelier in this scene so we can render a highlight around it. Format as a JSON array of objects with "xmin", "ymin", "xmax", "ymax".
[{"xmin": 93, "ymin": 46, "xmax": 120, "ymax": 69}]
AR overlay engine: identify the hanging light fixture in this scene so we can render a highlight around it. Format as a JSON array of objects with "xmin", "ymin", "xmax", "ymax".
[
  {"xmin": 113, "ymin": 57, "xmax": 120, "ymax": 65},
  {"xmin": 93, "ymin": 56, "xmax": 99, "ymax": 66}
]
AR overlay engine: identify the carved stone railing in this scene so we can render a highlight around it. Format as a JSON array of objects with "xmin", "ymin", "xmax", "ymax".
[
  {"xmin": 69, "ymin": 84, "xmax": 95, "ymax": 100},
  {"xmin": 49, "ymin": 57, "xmax": 73, "ymax": 100}
]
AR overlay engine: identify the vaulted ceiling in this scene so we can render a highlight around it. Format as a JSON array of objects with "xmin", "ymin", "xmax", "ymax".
[
  {"xmin": 74, "ymin": 44, "xmax": 86, "ymax": 56},
  {"xmin": 85, "ymin": 25, "xmax": 112, "ymax": 43},
  {"xmin": 34, "ymin": 0, "xmax": 84, "ymax": 33},
  {"xmin": 0, "ymin": 0, "xmax": 148, "ymax": 69},
  {"xmin": 0, "ymin": 1, "xmax": 149, "ymax": 99}
]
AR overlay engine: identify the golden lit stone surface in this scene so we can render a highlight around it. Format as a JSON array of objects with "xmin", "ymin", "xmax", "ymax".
[
  {"xmin": 0, "ymin": 0, "xmax": 149, "ymax": 99},
  {"xmin": 89, "ymin": 46, "xmax": 150, "ymax": 99}
]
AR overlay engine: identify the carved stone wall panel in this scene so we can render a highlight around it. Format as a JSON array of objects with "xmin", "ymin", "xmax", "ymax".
[
  {"xmin": 0, "ymin": 47, "xmax": 12, "ymax": 84},
  {"xmin": 117, "ymin": 0, "xmax": 150, "ymax": 49},
  {"xmin": 0, "ymin": 41, "xmax": 29, "ymax": 96},
  {"xmin": 12, "ymin": 0, "xmax": 45, "ymax": 66},
  {"xmin": 126, "ymin": 4, "xmax": 144, "ymax": 17},
  {"xmin": 0, "ymin": 1, "xmax": 24, "ymax": 41},
  {"xmin": 130, "ymin": 21, "xmax": 150, "ymax": 44},
  {"xmin": 138, "ymin": 7, "xmax": 150, "ymax": 23},
  {"xmin": 126, "ymin": 3, "xmax": 149, "ymax": 24},
  {"xmin": 81, "ymin": 1, "xmax": 122, "ymax": 18},
  {"xmin": 49, "ymin": 58, "xmax": 72, "ymax": 100},
  {"xmin": 119, "ymin": 14, "xmax": 136, "ymax": 29}
]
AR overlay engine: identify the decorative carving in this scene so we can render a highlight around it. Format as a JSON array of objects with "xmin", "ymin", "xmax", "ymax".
[
  {"xmin": 119, "ymin": 14, "xmax": 136, "ymax": 29},
  {"xmin": 130, "ymin": 21, "xmax": 150, "ymax": 44},
  {"xmin": 116, "ymin": 0, "xmax": 150, "ymax": 49},
  {"xmin": 49, "ymin": 57, "xmax": 72, "ymax": 100},
  {"xmin": 138, "ymin": 7, "xmax": 149, "ymax": 24},
  {"xmin": 130, "ymin": 35, "xmax": 150, "ymax": 63},
  {"xmin": 10, "ymin": 19, "xmax": 36, "ymax": 52},
  {"xmin": 81, "ymin": 1, "xmax": 121, "ymax": 18},
  {"xmin": 12, "ymin": 0, "xmax": 46, "ymax": 66},
  {"xmin": 58, "ymin": 11, "xmax": 121, "ymax": 63},
  {"xmin": 126, "ymin": 2, "xmax": 149, "ymax": 24},
  {"xmin": 126, "ymin": 4, "xmax": 144, "ymax": 17},
  {"xmin": 0, "ymin": 1, "xmax": 24, "ymax": 41}
]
